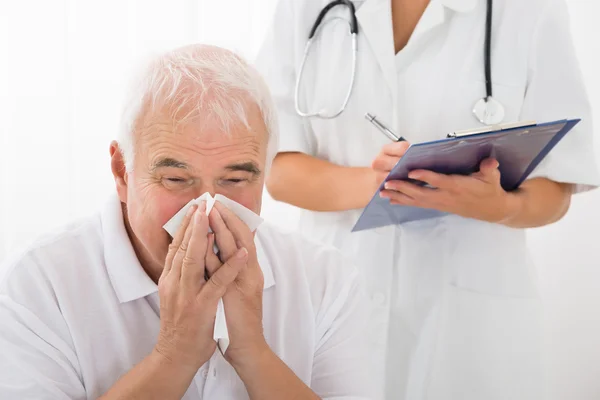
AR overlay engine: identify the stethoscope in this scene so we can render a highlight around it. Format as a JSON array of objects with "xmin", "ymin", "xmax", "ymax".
[{"xmin": 294, "ymin": 0, "xmax": 505, "ymax": 126}]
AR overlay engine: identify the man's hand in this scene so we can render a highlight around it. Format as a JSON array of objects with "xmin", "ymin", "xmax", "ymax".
[
  {"xmin": 380, "ymin": 158, "xmax": 520, "ymax": 224},
  {"xmin": 155, "ymin": 202, "xmax": 249, "ymax": 372},
  {"xmin": 207, "ymin": 202, "xmax": 268, "ymax": 370},
  {"xmin": 206, "ymin": 203, "xmax": 323, "ymax": 400}
]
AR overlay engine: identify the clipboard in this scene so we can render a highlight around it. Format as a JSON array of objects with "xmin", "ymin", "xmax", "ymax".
[{"xmin": 352, "ymin": 119, "xmax": 581, "ymax": 232}]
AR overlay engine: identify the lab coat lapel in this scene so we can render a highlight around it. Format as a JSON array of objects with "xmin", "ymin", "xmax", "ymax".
[{"xmin": 356, "ymin": 0, "xmax": 398, "ymax": 129}]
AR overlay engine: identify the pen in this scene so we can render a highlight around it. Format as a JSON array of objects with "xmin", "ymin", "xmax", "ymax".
[{"xmin": 365, "ymin": 113, "xmax": 405, "ymax": 142}]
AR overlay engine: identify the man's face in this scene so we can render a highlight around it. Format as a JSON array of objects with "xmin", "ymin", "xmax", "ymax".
[{"xmin": 114, "ymin": 103, "xmax": 268, "ymax": 272}]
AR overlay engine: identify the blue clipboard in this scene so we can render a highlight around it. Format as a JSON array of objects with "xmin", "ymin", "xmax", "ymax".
[{"xmin": 352, "ymin": 119, "xmax": 580, "ymax": 232}]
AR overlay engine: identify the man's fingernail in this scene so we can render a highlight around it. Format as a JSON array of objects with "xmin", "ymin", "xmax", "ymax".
[
  {"xmin": 187, "ymin": 204, "xmax": 197, "ymax": 216},
  {"xmin": 237, "ymin": 248, "xmax": 248, "ymax": 258}
]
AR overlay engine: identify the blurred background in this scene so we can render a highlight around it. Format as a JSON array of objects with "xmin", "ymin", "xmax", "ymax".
[{"xmin": 0, "ymin": 0, "xmax": 598, "ymax": 398}]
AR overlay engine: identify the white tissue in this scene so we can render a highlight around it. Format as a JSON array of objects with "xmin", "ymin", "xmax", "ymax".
[{"xmin": 162, "ymin": 192, "xmax": 264, "ymax": 354}]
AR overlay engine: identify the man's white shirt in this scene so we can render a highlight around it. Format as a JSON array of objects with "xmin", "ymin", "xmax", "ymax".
[{"xmin": 0, "ymin": 195, "xmax": 375, "ymax": 399}]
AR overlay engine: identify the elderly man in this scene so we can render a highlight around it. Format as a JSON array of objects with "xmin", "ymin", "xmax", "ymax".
[{"xmin": 0, "ymin": 45, "xmax": 374, "ymax": 399}]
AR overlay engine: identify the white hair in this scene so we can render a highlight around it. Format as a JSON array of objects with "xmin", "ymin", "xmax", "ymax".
[{"xmin": 118, "ymin": 44, "xmax": 279, "ymax": 173}]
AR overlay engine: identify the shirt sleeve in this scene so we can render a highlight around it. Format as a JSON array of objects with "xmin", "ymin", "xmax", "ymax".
[
  {"xmin": 520, "ymin": 0, "xmax": 600, "ymax": 193},
  {"xmin": 309, "ymin": 248, "xmax": 377, "ymax": 400},
  {"xmin": 0, "ymin": 259, "xmax": 86, "ymax": 400},
  {"xmin": 254, "ymin": 0, "xmax": 317, "ymax": 156}
]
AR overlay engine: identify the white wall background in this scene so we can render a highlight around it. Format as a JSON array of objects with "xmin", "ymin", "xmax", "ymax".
[
  {"xmin": 0, "ymin": 0, "xmax": 598, "ymax": 398},
  {"xmin": 526, "ymin": 1, "xmax": 600, "ymax": 398}
]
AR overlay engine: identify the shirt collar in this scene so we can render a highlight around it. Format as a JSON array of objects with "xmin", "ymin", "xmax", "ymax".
[
  {"xmin": 356, "ymin": 0, "xmax": 479, "ymax": 13},
  {"xmin": 101, "ymin": 194, "xmax": 275, "ymax": 304},
  {"xmin": 405, "ymin": 0, "xmax": 479, "ymax": 50},
  {"xmin": 440, "ymin": 0, "xmax": 479, "ymax": 13},
  {"xmin": 101, "ymin": 194, "xmax": 157, "ymax": 303},
  {"xmin": 255, "ymin": 229, "xmax": 275, "ymax": 290}
]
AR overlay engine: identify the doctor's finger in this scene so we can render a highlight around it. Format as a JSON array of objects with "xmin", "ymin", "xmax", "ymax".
[
  {"xmin": 383, "ymin": 180, "xmax": 431, "ymax": 201},
  {"xmin": 181, "ymin": 209, "xmax": 210, "ymax": 293},
  {"xmin": 209, "ymin": 208, "xmax": 238, "ymax": 261},
  {"xmin": 408, "ymin": 170, "xmax": 453, "ymax": 190},
  {"xmin": 380, "ymin": 189, "xmax": 416, "ymax": 206},
  {"xmin": 163, "ymin": 204, "xmax": 198, "ymax": 279},
  {"xmin": 382, "ymin": 141, "xmax": 410, "ymax": 157},
  {"xmin": 372, "ymin": 154, "xmax": 400, "ymax": 173},
  {"xmin": 477, "ymin": 158, "xmax": 501, "ymax": 180}
]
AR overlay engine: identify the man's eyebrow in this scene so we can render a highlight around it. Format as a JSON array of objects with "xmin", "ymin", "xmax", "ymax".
[
  {"xmin": 225, "ymin": 162, "xmax": 261, "ymax": 175},
  {"xmin": 151, "ymin": 158, "xmax": 189, "ymax": 171}
]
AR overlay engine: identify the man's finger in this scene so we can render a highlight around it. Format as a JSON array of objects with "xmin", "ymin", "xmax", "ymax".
[
  {"xmin": 213, "ymin": 202, "xmax": 254, "ymax": 251},
  {"xmin": 205, "ymin": 233, "xmax": 221, "ymax": 277},
  {"xmin": 170, "ymin": 212, "xmax": 198, "ymax": 281},
  {"xmin": 208, "ymin": 207, "xmax": 238, "ymax": 261},
  {"xmin": 163, "ymin": 204, "xmax": 197, "ymax": 278},
  {"xmin": 181, "ymin": 208, "xmax": 210, "ymax": 294},
  {"xmin": 202, "ymin": 248, "xmax": 248, "ymax": 301}
]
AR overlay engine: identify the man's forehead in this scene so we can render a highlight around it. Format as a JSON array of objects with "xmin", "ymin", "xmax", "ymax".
[
  {"xmin": 138, "ymin": 111, "xmax": 266, "ymax": 147},
  {"xmin": 143, "ymin": 123, "xmax": 265, "ymax": 172}
]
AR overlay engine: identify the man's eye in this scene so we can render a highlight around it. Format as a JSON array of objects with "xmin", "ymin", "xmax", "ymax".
[
  {"xmin": 162, "ymin": 177, "xmax": 190, "ymax": 187},
  {"xmin": 221, "ymin": 178, "xmax": 248, "ymax": 186}
]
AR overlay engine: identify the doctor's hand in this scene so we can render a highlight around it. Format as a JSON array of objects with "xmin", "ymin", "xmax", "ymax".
[
  {"xmin": 207, "ymin": 202, "xmax": 268, "ymax": 371},
  {"xmin": 155, "ymin": 202, "xmax": 248, "ymax": 372},
  {"xmin": 371, "ymin": 141, "xmax": 411, "ymax": 185},
  {"xmin": 380, "ymin": 158, "xmax": 520, "ymax": 223}
]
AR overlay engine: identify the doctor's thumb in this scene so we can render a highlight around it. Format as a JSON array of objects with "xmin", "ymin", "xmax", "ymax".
[{"xmin": 480, "ymin": 158, "xmax": 499, "ymax": 170}]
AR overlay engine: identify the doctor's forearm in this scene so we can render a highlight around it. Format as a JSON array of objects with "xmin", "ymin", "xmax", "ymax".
[
  {"xmin": 267, "ymin": 152, "xmax": 375, "ymax": 211},
  {"xmin": 500, "ymin": 178, "xmax": 572, "ymax": 229}
]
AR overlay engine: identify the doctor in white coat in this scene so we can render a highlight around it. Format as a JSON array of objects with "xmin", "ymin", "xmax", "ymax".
[{"xmin": 256, "ymin": 0, "xmax": 599, "ymax": 399}]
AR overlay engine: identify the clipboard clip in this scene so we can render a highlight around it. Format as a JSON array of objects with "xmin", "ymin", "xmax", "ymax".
[{"xmin": 447, "ymin": 120, "xmax": 537, "ymax": 138}]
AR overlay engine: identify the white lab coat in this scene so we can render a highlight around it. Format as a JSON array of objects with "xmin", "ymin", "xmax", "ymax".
[{"xmin": 256, "ymin": 0, "xmax": 599, "ymax": 399}]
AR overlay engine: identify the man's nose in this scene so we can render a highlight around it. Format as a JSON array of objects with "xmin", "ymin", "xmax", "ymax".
[{"xmin": 193, "ymin": 182, "xmax": 215, "ymax": 199}]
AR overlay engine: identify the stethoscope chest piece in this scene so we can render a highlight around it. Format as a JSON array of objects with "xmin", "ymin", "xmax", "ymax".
[{"xmin": 473, "ymin": 96, "xmax": 505, "ymax": 125}]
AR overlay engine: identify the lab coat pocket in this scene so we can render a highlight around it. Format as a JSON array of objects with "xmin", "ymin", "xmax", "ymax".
[{"xmin": 427, "ymin": 285, "xmax": 544, "ymax": 400}]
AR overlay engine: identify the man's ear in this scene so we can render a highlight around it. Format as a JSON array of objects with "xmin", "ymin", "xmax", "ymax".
[{"xmin": 110, "ymin": 141, "xmax": 128, "ymax": 203}]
